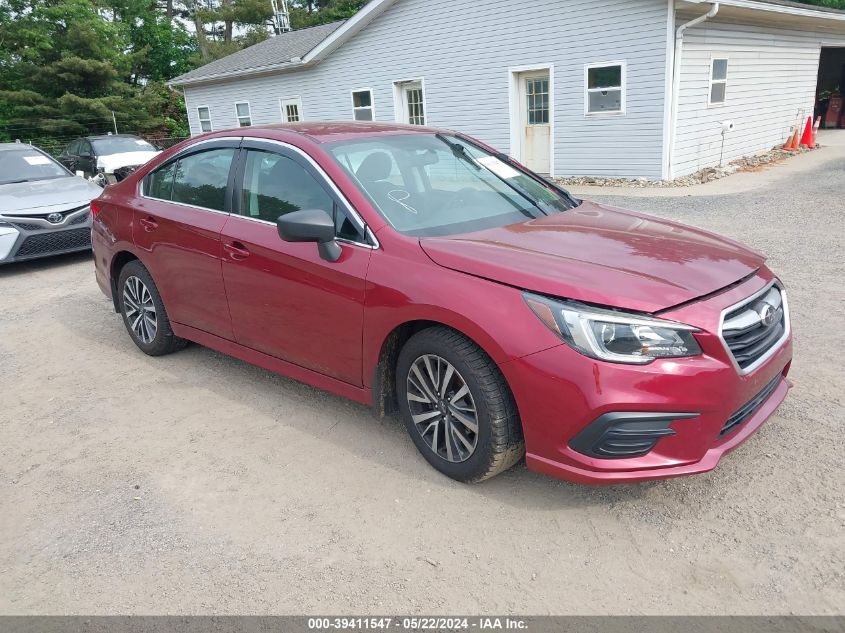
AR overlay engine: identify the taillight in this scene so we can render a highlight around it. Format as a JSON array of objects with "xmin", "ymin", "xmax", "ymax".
[{"xmin": 90, "ymin": 200, "xmax": 101, "ymax": 218}]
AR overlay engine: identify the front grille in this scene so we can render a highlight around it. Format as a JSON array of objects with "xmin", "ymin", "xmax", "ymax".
[
  {"xmin": 721, "ymin": 285, "xmax": 787, "ymax": 371},
  {"xmin": 69, "ymin": 211, "xmax": 90, "ymax": 225},
  {"xmin": 720, "ymin": 375, "xmax": 781, "ymax": 436},
  {"xmin": 4, "ymin": 206, "xmax": 90, "ymax": 232},
  {"xmin": 15, "ymin": 227, "xmax": 91, "ymax": 258},
  {"xmin": 11, "ymin": 221, "xmax": 41, "ymax": 231}
]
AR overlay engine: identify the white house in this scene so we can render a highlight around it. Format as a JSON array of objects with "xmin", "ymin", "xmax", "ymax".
[{"xmin": 168, "ymin": 0, "xmax": 845, "ymax": 180}]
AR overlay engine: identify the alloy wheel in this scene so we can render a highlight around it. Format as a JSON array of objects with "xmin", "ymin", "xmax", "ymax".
[
  {"xmin": 406, "ymin": 354, "xmax": 479, "ymax": 463},
  {"xmin": 123, "ymin": 275, "xmax": 157, "ymax": 344}
]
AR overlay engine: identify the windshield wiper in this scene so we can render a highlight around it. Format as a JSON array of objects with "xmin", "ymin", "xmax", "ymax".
[
  {"xmin": 1, "ymin": 179, "xmax": 31, "ymax": 185},
  {"xmin": 454, "ymin": 133, "xmax": 580, "ymax": 210},
  {"xmin": 435, "ymin": 133, "xmax": 480, "ymax": 170}
]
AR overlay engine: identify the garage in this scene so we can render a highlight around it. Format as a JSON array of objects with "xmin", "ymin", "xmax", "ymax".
[{"xmin": 817, "ymin": 46, "xmax": 845, "ymax": 128}]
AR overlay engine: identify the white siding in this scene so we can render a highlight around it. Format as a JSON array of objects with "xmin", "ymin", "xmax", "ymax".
[
  {"xmin": 673, "ymin": 18, "xmax": 835, "ymax": 177},
  {"xmin": 182, "ymin": 0, "xmax": 671, "ymax": 179}
]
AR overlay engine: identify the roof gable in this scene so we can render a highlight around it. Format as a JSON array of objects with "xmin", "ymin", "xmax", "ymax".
[{"xmin": 168, "ymin": 20, "xmax": 346, "ymax": 86}]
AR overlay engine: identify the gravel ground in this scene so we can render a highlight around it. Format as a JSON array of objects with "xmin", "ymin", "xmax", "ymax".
[{"xmin": 1, "ymin": 154, "xmax": 843, "ymax": 616}]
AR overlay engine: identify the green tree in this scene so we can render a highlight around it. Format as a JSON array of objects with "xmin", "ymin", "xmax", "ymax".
[
  {"xmin": 289, "ymin": 0, "xmax": 366, "ymax": 29},
  {"xmin": 0, "ymin": 0, "xmax": 191, "ymax": 150}
]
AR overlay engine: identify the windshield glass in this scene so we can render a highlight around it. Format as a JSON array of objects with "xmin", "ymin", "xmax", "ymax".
[
  {"xmin": 91, "ymin": 136, "xmax": 156, "ymax": 155},
  {"xmin": 326, "ymin": 134, "xmax": 576, "ymax": 237},
  {"xmin": 0, "ymin": 148, "xmax": 70, "ymax": 185}
]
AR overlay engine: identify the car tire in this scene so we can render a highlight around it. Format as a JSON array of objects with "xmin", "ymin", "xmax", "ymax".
[
  {"xmin": 117, "ymin": 260, "xmax": 187, "ymax": 356},
  {"xmin": 396, "ymin": 327, "xmax": 524, "ymax": 483}
]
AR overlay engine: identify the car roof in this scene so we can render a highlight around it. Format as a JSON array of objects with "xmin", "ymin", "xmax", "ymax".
[
  {"xmin": 84, "ymin": 134, "xmax": 146, "ymax": 141},
  {"xmin": 0, "ymin": 142, "xmax": 36, "ymax": 152},
  {"xmin": 233, "ymin": 121, "xmax": 446, "ymax": 144}
]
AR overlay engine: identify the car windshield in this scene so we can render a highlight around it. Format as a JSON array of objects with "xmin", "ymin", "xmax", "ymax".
[
  {"xmin": 0, "ymin": 148, "xmax": 70, "ymax": 185},
  {"xmin": 326, "ymin": 133, "xmax": 577, "ymax": 237},
  {"xmin": 91, "ymin": 137, "xmax": 156, "ymax": 155}
]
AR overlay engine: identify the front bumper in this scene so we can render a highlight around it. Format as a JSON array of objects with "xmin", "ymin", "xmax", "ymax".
[
  {"xmin": 500, "ymin": 270, "xmax": 793, "ymax": 484},
  {"xmin": 0, "ymin": 206, "xmax": 92, "ymax": 264}
]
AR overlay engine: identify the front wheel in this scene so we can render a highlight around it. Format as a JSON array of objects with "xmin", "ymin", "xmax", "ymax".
[
  {"xmin": 117, "ymin": 260, "xmax": 187, "ymax": 356},
  {"xmin": 396, "ymin": 327, "xmax": 524, "ymax": 482}
]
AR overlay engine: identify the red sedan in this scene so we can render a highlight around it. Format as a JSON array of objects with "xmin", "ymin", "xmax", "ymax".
[{"xmin": 91, "ymin": 123, "xmax": 792, "ymax": 484}]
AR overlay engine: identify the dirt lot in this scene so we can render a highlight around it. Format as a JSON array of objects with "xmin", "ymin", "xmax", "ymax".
[{"xmin": 1, "ymin": 149, "xmax": 843, "ymax": 616}]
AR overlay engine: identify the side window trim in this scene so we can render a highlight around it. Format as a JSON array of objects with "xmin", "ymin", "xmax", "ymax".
[
  {"xmin": 236, "ymin": 139, "xmax": 376, "ymax": 248},
  {"xmin": 141, "ymin": 137, "xmax": 243, "ymax": 214}
]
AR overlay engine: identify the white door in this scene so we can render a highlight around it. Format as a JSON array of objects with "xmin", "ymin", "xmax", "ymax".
[
  {"xmin": 519, "ymin": 72, "xmax": 550, "ymax": 174},
  {"xmin": 398, "ymin": 81, "xmax": 426, "ymax": 125},
  {"xmin": 280, "ymin": 97, "xmax": 303, "ymax": 123}
]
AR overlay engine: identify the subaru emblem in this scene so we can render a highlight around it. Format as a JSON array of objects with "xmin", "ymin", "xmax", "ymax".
[
  {"xmin": 757, "ymin": 303, "xmax": 777, "ymax": 327},
  {"xmin": 46, "ymin": 212, "xmax": 63, "ymax": 224}
]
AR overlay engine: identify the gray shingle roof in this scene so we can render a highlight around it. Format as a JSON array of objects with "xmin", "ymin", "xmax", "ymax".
[{"xmin": 169, "ymin": 20, "xmax": 346, "ymax": 86}]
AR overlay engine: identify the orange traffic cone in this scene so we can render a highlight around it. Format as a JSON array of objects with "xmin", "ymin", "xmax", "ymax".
[
  {"xmin": 784, "ymin": 128, "xmax": 799, "ymax": 151},
  {"xmin": 799, "ymin": 116, "xmax": 814, "ymax": 147}
]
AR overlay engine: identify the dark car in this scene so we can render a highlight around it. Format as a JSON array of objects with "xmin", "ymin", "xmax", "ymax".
[
  {"xmin": 58, "ymin": 134, "xmax": 160, "ymax": 184},
  {"xmin": 0, "ymin": 142, "xmax": 102, "ymax": 264},
  {"xmin": 90, "ymin": 123, "xmax": 792, "ymax": 484}
]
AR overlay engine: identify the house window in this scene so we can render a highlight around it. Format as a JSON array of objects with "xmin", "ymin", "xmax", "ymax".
[
  {"xmin": 235, "ymin": 102, "xmax": 251, "ymax": 127},
  {"xmin": 710, "ymin": 58, "xmax": 728, "ymax": 105},
  {"xmin": 351, "ymin": 89, "xmax": 374, "ymax": 121},
  {"xmin": 585, "ymin": 62, "xmax": 625, "ymax": 114},
  {"xmin": 197, "ymin": 106, "xmax": 212, "ymax": 132},
  {"xmin": 280, "ymin": 97, "xmax": 303, "ymax": 122},
  {"xmin": 526, "ymin": 77, "xmax": 549, "ymax": 124}
]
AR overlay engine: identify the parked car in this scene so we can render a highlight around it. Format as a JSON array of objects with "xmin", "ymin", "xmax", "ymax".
[
  {"xmin": 58, "ymin": 134, "xmax": 160, "ymax": 186},
  {"xmin": 0, "ymin": 142, "xmax": 102, "ymax": 265},
  {"xmin": 91, "ymin": 123, "xmax": 792, "ymax": 484}
]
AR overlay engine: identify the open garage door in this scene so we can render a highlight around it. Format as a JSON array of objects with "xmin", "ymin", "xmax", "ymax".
[{"xmin": 816, "ymin": 47, "xmax": 845, "ymax": 129}]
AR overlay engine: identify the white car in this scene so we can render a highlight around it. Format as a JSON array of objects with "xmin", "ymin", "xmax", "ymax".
[
  {"xmin": 57, "ymin": 134, "xmax": 161, "ymax": 186},
  {"xmin": 0, "ymin": 143, "xmax": 103, "ymax": 264}
]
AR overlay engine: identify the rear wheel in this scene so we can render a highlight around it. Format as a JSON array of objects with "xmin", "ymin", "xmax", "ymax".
[
  {"xmin": 117, "ymin": 260, "xmax": 186, "ymax": 356},
  {"xmin": 396, "ymin": 327, "xmax": 524, "ymax": 482}
]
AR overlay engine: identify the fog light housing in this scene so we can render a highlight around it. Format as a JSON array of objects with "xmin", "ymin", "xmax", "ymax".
[{"xmin": 570, "ymin": 412, "xmax": 699, "ymax": 459}]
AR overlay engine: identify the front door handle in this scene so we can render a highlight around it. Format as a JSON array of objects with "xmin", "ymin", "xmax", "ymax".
[
  {"xmin": 224, "ymin": 242, "xmax": 250, "ymax": 261},
  {"xmin": 139, "ymin": 217, "xmax": 158, "ymax": 232}
]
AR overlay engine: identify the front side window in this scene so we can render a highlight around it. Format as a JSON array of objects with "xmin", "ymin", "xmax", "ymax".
[
  {"xmin": 326, "ymin": 134, "xmax": 576, "ymax": 237},
  {"xmin": 239, "ymin": 150, "xmax": 363, "ymax": 241},
  {"xmin": 586, "ymin": 63, "xmax": 624, "ymax": 114},
  {"xmin": 0, "ymin": 147, "xmax": 70, "ymax": 185},
  {"xmin": 710, "ymin": 58, "xmax": 728, "ymax": 105},
  {"xmin": 352, "ymin": 90, "xmax": 374, "ymax": 121},
  {"xmin": 197, "ymin": 106, "xmax": 212, "ymax": 132},
  {"xmin": 166, "ymin": 148, "xmax": 235, "ymax": 211},
  {"xmin": 235, "ymin": 102, "xmax": 251, "ymax": 127}
]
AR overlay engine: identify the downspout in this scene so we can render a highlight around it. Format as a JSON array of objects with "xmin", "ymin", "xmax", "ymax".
[{"xmin": 667, "ymin": 2, "xmax": 719, "ymax": 180}]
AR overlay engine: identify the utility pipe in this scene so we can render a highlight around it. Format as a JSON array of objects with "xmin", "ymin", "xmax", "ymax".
[{"xmin": 667, "ymin": 2, "xmax": 719, "ymax": 180}]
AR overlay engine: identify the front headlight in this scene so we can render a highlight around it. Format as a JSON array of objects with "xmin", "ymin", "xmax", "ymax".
[{"xmin": 523, "ymin": 292, "xmax": 702, "ymax": 364}]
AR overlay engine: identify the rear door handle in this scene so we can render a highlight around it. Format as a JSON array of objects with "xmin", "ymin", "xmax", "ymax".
[
  {"xmin": 139, "ymin": 217, "xmax": 158, "ymax": 232},
  {"xmin": 224, "ymin": 242, "xmax": 250, "ymax": 260}
]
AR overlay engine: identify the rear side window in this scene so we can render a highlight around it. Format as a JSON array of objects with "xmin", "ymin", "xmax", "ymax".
[
  {"xmin": 145, "ymin": 148, "xmax": 234, "ymax": 211},
  {"xmin": 146, "ymin": 162, "xmax": 177, "ymax": 200},
  {"xmin": 170, "ymin": 149, "xmax": 235, "ymax": 211}
]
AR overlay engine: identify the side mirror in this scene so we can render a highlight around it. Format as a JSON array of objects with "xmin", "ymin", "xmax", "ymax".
[{"xmin": 277, "ymin": 208, "xmax": 341, "ymax": 262}]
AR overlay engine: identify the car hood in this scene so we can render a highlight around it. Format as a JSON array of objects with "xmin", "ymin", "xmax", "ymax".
[
  {"xmin": 0, "ymin": 177, "xmax": 102, "ymax": 215},
  {"xmin": 97, "ymin": 151, "xmax": 159, "ymax": 173},
  {"xmin": 419, "ymin": 200, "xmax": 764, "ymax": 313}
]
